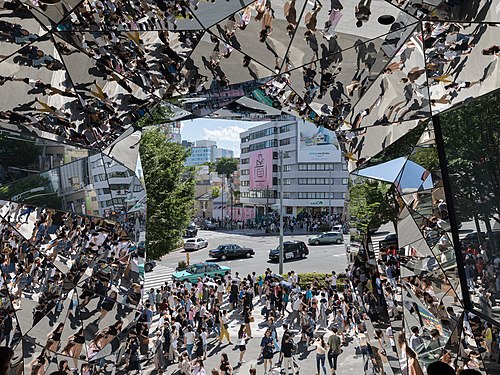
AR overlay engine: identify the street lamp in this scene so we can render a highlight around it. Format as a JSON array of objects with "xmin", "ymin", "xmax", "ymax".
[{"xmin": 279, "ymin": 150, "xmax": 284, "ymax": 275}]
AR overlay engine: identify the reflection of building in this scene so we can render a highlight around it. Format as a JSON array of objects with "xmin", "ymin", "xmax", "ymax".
[
  {"xmin": 184, "ymin": 140, "xmax": 234, "ymax": 166},
  {"xmin": 239, "ymin": 117, "xmax": 348, "ymax": 218}
]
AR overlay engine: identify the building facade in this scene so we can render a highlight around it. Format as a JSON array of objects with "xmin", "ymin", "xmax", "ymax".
[
  {"xmin": 185, "ymin": 140, "xmax": 234, "ymax": 166},
  {"xmin": 239, "ymin": 116, "xmax": 349, "ymax": 218}
]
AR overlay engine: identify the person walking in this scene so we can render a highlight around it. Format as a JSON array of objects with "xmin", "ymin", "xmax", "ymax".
[
  {"xmin": 327, "ymin": 328, "xmax": 342, "ymax": 375},
  {"xmin": 219, "ymin": 353, "xmax": 233, "ymax": 375},
  {"xmin": 314, "ymin": 335, "xmax": 329, "ymax": 375},
  {"xmin": 219, "ymin": 310, "xmax": 233, "ymax": 345},
  {"xmin": 281, "ymin": 332, "xmax": 299, "ymax": 375},
  {"xmin": 260, "ymin": 329, "xmax": 275, "ymax": 374},
  {"xmin": 237, "ymin": 325, "xmax": 248, "ymax": 365}
]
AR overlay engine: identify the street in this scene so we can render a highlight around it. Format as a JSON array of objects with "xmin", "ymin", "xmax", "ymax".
[{"xmin": 145, "ymin": 230, "xmax": 349, "ymax": 294}]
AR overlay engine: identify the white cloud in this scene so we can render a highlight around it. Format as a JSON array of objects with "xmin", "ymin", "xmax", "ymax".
[{"xmin": 202, "ymin": 126, "xmax": 245, "ymax": 142}]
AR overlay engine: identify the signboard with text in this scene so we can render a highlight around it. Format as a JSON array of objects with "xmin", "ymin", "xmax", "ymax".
[
  {"xmin": 297, "ymin": 120, "xmax": 341, "ymax": 163},
  {"xmin": 249, "ymin": 148, "xmax": 273, "ymax": 190}
]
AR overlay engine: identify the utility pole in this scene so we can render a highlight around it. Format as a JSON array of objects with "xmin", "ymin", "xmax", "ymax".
[
  {"xmin": 329, "ymin": 166, "xmax": 332, "ymax": 229},
  {"xmin": 221, "ymin": 177, "xmax": 224, "ymax": 229},
  {"xmin": 230, "ymin": 174, "xmax": 233, "ymax": 231},
  {"xmin": 279, "ymin": 150, "xmax": 284, "ymax": 275}
]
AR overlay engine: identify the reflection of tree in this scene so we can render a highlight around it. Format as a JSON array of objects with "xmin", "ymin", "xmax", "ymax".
[
  {"xmin": 134, "ymin": 104, "xmax": 174, "ymax": 129},
  {"xmin": 441, "ymin": 92, "xmax": 500, "ymax": 227},
  {"xmin": 0, "ymin": 175, "xmax": 62, "ymax": 208},
  {"xmin": 411, "ymin": 147, "xmax": 439, "ymax": 172},
  {"xmin": 349, "ymin": 178, "xmax": 399, "ymax": 234},
  {"xmin": 140, "ymin": 128, "xmax": 196, "ymax": 259},
  {"xmin": 0, "ymin": 135, "xmax": 42, "ymax": 182}
]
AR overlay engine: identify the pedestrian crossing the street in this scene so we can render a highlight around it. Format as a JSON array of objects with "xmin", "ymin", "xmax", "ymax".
[{"xmin": 143, "ymin": 264, "xmax": 175, "ymax": 297}]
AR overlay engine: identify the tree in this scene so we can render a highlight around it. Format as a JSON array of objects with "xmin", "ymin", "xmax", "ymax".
[
  {"xmin": 0, "ymin": 136, "xmax": 41, "ymax": 167},
  {"xmin": 349, "ymin": 177, "xmax": 398, "ymax": 234},
  {"xmin": 140, "ymin": 128, "xmax": 196, "ymax": 259},
  {"xmin": 211, "ymin": 186, "xmax": 220, "ymax": 199},
  {"xmin": 440, "ymin": 91, "xmax": 500, "ymax": 226},
  {"xmin": 215, "ymin": 157, "xmax": 239, "ymax": 178},
  {"xmin": 134, "ymin": 104, "xmax": 174, "ymax": 129}
]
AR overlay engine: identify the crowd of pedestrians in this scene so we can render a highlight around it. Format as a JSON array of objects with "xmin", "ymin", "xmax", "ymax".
[{"xmin": 0, "ymin": 201, "xmax": 145, "ymax": 374}]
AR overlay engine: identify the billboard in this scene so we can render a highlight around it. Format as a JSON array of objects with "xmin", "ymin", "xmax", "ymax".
[
  {"xmin": 249, "ymin": 148, "xmax": 273, "ymax": 190},
  {"xmin": 297, "ymin": 120, "xmax": 342, "ymax": 163}
]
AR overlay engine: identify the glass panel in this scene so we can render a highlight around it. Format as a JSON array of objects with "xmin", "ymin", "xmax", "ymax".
[{"xmin": 440, "ymin": 90, "xmax": 500, "ymax": 322}]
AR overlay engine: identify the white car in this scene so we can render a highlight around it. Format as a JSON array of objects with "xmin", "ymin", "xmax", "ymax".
[{"xmin": 183, "ymin": 238, "xmax": 208, "ymax": 251}]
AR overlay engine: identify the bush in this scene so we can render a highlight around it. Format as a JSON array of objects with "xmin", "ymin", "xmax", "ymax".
[
  {"xmin": 319, "ymin": 224, "xmax": 331, "ymax": 232},
  {"xmin": 296, "ymin": 272, "xmax": 347, "ymax": 292},
  {"xmin": 177, "ymin": 260, "xmax": 187, "ymax": 271}
]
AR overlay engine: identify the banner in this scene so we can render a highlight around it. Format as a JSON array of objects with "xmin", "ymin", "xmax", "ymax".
[
  {"xmin": 297, "ymin": 120, "xmax": 341, "ymax": 163},
  {"xmin": 249, "ymin": 148, "xmax": 273, "ymax": 190}
]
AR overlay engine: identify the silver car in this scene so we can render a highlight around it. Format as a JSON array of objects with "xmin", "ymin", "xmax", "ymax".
[{"xmin": 183, "ymin": 238, "xmax": 208, "ymax": 251}]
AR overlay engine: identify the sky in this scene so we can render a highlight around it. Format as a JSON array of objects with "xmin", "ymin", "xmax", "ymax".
[{"xmin": 180, "ymin": 118, "xmax": 267, "ymax": 157}]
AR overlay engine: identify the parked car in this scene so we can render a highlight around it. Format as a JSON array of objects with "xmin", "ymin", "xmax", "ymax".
[
  {"xmin": 172, "ymin": 262, "xmax": 230, "ymax": 283},
  {"xmin": 209, "ymin": 244, "xmax": 255, "ymax": 260},
  {"xmin": 269, "ymin": 241, "xmax": 309, "ymax": 262},
  {"xmin": 460, "ymin": 232, "xmax": 488, "ymax": 247},
  {"xmin": 201, "ymin": 220, "xmax": 217, "ymax": 230},
  {"xmin": 308, "ymin": 231, "xmax": 344, "ymax": 245},
  {"xmin": 184, "ymin": 238, "xmax": 208, "ymax": 251},
  {"xmin": 379, "ymin": 233, "xmax": 398, "ymax": 250},
  {"xmin": 185, "ymin": 223, "xmax": 198, "ymax": 238}
]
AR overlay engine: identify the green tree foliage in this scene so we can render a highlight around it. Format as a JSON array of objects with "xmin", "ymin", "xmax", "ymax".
[
  {"xmin": 349, "ymin": 178, "xmax": 398, "ymax": 234},
  {"xmin": 215, "ymin": 157, "xmax": 239, "ymax": 177},
  {"xmin": 410, "ymin": 146, "xmax": 439, "ymax": 171},
  {"xmin": 211, "ymin": 186, "xmax": 220, "ymax": 199},
  {"xmin": 0, "ymin": 135, "xmax": 41, "ymax": 168},
  {"xmin": 140, "ymin": 128, "xmax": 196, "ymax": 258},
  {"xmin": 134, "ymin": 104, "xmax": 174, "ymax": 129},
  {"xmin": 441, "ymin": 92, "xmax": 500, "ymax": 225}
]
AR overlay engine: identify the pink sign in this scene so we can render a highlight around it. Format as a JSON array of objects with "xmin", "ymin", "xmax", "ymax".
[{"xmin": 249, "ymin": 148, "xmax": 273, "ymax": 190}]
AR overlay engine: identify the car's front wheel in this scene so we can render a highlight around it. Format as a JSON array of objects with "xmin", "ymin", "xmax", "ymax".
[
  {"xmin": 246, "ymin": 252, "xmax": 252, "ymax": 258},
  {"xmin": 314, "ymin": 240, "xmax": 320, "ymax": 245},
  {"xmin": 336, "ymin": 239, "xmax": 342, "ymax": 244},
  {"xmin": 221, "ymin": 254, "xmax": 227, "ymax": 261},
  {"xmin": 300, "ymin": 252, "xmax": 307, "ymax": 259}
]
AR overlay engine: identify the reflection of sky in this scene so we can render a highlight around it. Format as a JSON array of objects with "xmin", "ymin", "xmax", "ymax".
[
  {"xmin": 356, "ymin": 157, "xmax": 407, "ymax": 181},
  {"xmin": 397, "ymin": 160, "xmax": 433, "ymax": 191},
  {"xmin": 356, "ymin": 157, "xmax": 433, "ymax": 190}
]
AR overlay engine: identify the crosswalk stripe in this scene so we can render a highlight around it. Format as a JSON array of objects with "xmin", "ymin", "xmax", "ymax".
[{"xmin": 143, "ymin": 265, "xmax": 175, "ymax": 296}]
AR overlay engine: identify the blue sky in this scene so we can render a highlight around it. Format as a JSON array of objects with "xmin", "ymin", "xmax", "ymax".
[{"xmin": 180, "ymin": 118, "xmax": 267, "ymax": 157}]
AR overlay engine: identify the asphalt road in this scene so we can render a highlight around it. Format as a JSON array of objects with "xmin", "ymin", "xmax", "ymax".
[{"xmin": 159, "ymin": 229, "xmax": 349, "ymax": 277}]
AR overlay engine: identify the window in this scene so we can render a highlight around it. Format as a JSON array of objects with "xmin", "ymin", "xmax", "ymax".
[
  {"xmin": 283, "ymin": 178, "xmax": 291, "ymax": 185},
  {"xmin": 240, "ymin": 180, "xmax": 249, "ymax": 186},
  {"xmin": 91, "ymin": 159, "xmax": 103, "ymax": 168},
  {"xmin": 342, "ymin": 178, "xmax": 348, "ymax": 185},
  {"xmin": 280, "ymin": 124, "xmax": 291, "ymax": 133},
  {"xmin": 283, "ymin": 165, "xmax": 291, "ymax": 172},
  {"xmin": 241, "ymin": 158, "xmax": 249, "ymax": 165},
  {"xmin": 241, "ymin": 169, "xmax": 249, "ymax": 175},
  {"xmin": 298, "ymin": 163, "xmax": 336, "ymax": 171},
  {"xmin": 248, "ymin": 140, "xmax": 277, "ymax": 152},
  {"xmin": 279, "ymin": 138, "xmax": 291, "ymax": 146},
  {"xmin": 93, "ymin": 174, "xmax": 107, "ymax": 182},
  {"xmin": 342, "ymin": 163, "xmax": 348, "ymax": 170},
  {"xmin": 273, "ymin": 164, "xmax": 278, "ymax": 172}
]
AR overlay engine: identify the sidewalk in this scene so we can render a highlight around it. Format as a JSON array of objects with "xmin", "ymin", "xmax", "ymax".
[{"xmin": 142, "ymin": 297, "xmax": 373, "ymax": 375}]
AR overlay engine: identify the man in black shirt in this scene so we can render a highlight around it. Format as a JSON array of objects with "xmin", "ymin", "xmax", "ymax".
[{"xmin": 280, "ymin": 330, "xmax": 299, "ymax": 374}]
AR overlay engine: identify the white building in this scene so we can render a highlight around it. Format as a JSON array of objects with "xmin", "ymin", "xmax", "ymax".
[{"xmin": 239, "ymin": 116, "xmax": 348, "ymax": 218}]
